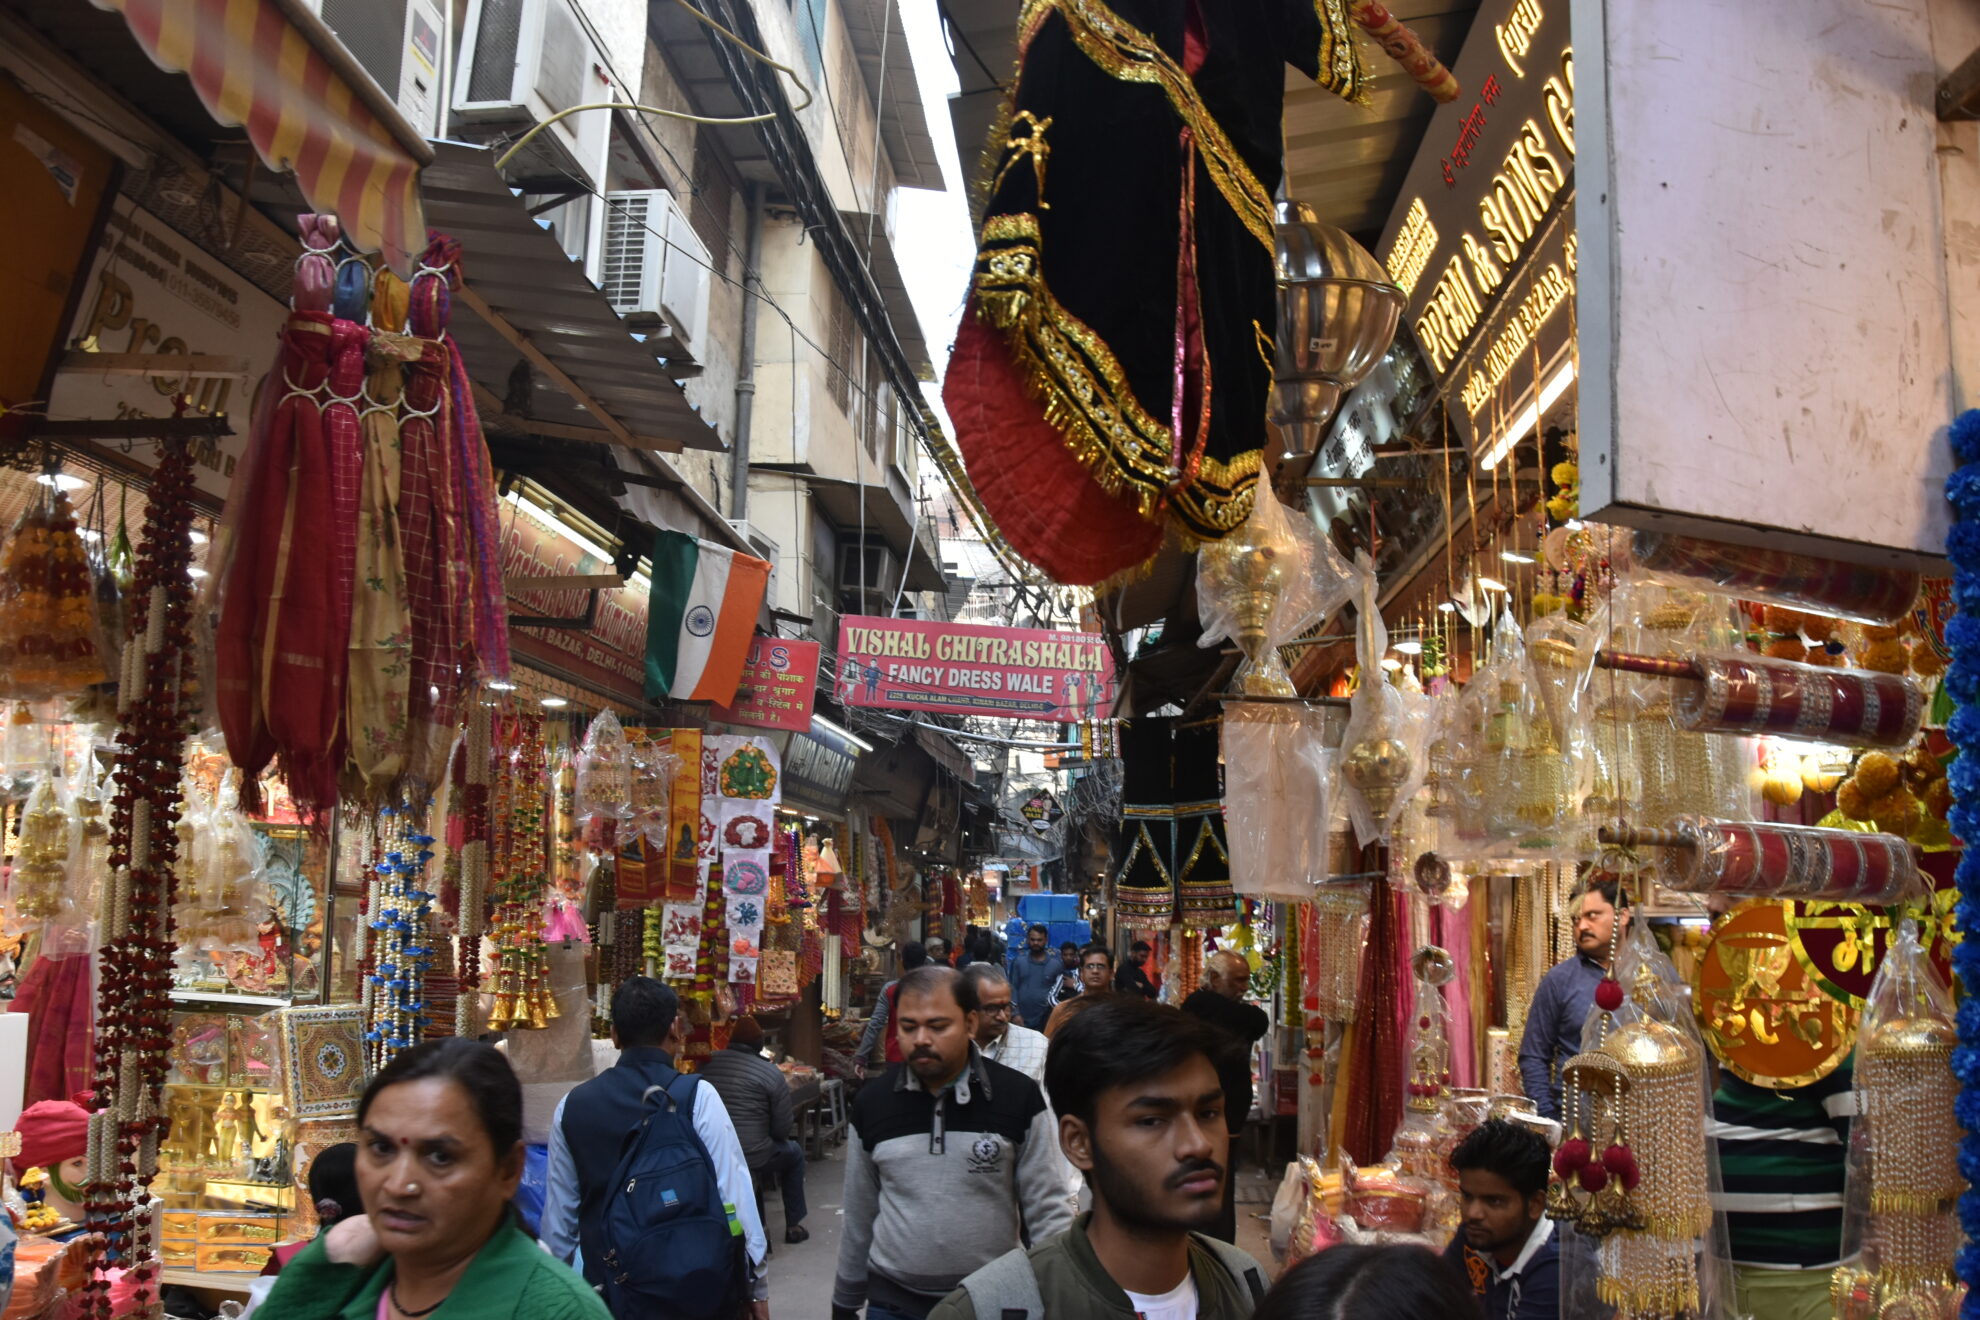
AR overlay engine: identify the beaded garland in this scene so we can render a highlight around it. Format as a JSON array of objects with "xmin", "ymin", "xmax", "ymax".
[
  {"xmin": 1938, "ymin": 408, "xmax": 1980, "ymax": 1316},
  {"xmin": 455, "ymin": 700, "xmax": 492, "ymax": 1036},
  {"xmin": 82, "ymin": 439, "xmax": 199, "ymax": 1319},
  {"xmin": 486, "ymin": 712, "xmax": 555, "ymax": 1031},
  {"xmin": 365, "ymin": 804, "xmax": 436, "ymax": 1069}
]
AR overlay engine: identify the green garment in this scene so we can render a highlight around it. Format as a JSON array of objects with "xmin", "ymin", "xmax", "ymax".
[
  {"xmin": 1732, "ymin": 1262, "xmax": 1835, "ymax": 1320},
  {"xmin": 927, "ymin": 1212, "xmax": 1264, "ymax": 1320},
  {"xmin": 260, "ymin": 1217, "xmax": 609, "ymax": 1320}
]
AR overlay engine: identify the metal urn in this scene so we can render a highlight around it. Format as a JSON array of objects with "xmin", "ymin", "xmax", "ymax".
[
  {"xmin": 1197, "ymin": 513, "xmax": 1301, "ymax": 697},
  {"xmin": 1272, "ymin": 200, "xmax": 1407, "ymax": 459},
  {"xmin": 1342, "ymin": 733, "xmax": 1412, "ymax": 817}
]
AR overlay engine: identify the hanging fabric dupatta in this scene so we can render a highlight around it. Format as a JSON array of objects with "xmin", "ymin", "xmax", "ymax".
[
  {"xmin": 346, "ymin": 268, "xmax": 418, "ymax": 801},
  {"xmin": 215, "ymin": 215, "xmax": 367, "ymax": 817}
]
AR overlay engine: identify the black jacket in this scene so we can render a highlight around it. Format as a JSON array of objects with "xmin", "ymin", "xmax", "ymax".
[
  {"xmin": 1182, "ymin": 990, "xmax": 1270, "ymax": 1132},
  {"xmin": 697, "ymin": 1039, "xmax": 794, "ymax": 1169}
]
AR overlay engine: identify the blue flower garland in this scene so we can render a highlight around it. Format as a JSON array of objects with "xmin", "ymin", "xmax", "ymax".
[{"xmin": 1943, "ymin": 409, "xmax": 1980, "ymax": 1312}]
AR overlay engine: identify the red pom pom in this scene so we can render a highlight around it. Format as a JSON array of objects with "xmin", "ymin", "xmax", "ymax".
[
  {"xmin": 1601, "ymin": 1143, "xmax": 1640, "ymax": 1191},
  {"xmin": 1594, "ymin": 979, "xmax": 1625, "ymax": 1012},
  {"xmin": 1576, "ymin": 1163, "xmax": 1609, "ymax": 1193},
  {"xmin": 1553, "ymin": 1137, "xmax": 1591, "ymax": 1181}
]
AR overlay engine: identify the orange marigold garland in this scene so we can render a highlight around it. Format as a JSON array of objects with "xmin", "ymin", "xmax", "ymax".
[
  {"xmin": 83, "ymin": 440, "xmax": 198, "ymax": 1319},
  {"xmin": 0, "ymin": 476, "xmax": 107, "ymax": 699}
]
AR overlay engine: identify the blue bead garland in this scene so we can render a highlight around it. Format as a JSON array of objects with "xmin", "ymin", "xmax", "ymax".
[
  {"xmin": 365, "ymin": 804, "xmax": 436, "ymax": 1068},
  {"xmin": 1945, "ymin": 409, "xmax": 1980, "ymax": 1315}
]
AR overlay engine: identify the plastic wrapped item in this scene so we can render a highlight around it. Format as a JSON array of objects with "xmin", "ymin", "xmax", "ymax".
[
  {"xmin": 574, "ymin": 710, "xmax": 633, "ymax": 854},
  {"xmin": 1303, "ymin": 883, "xmax": 1370, "ymax": 1021},
  {"xmin": 1196, "ymin": 484, "xmax": 1357, "ymax": 697},
  {"xmin": 1222, "ymin": 701, "xmax": 1332, "ymax": 899},
  {"xmin": 1554, "ymin": 920, "xmax": 1734, "ymax": 1320},
  {"xmin": 1599, "ymin": 647, "xmax": 1924, "ymax": 752},
  {"xmin": 1338, "ymin": 560, "xmax": 1428, "ymax": 845},
  {"xmin": 1449, "ymin": 612, "xmax": 1574, "ymax": 852},
  {"xmin": 9, "ymin": 777, "xmax": 71, "ymax": 927},
  {"xmin": 1831, "ymin": 919, "xmax": 1962, "ymax": 1315},
  {"xmin": 1604, "ymin": 816, "xmax": 1920, "ymax": 903},
  {"xmin": 1626, "ymin": 528, "xmax": 1920, "ymax": 625},
  {"xmin": 0, "ymin": 483, "xmax": 108, "ymax": 700}
]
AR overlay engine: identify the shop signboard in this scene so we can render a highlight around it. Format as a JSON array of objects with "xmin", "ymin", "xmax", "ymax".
[
  {"xmin": 783, "ymin": 719, "xmax": 862, "ymax": 817},
  {"xmin": 2, "ymin": 77, "xmax": 118, "ymax": 441},
  {"xmin": 1574, "ymin": 0, "xmax": 1955, "ymax": 566},
  {"xmin": 835, "ymin": 615, "xmax": 1116, "ymax": 724},
  {"xmin": 501, "ymin": 504, "xmax": 649, "ymax": 709},
  {"xmin": 1373, "ymin": 0, "xmax": 1574, "ymax": 452},
  {"xmin": 47, "ymin": 199, "xmax": 287, "ymax": 502},
  {"xmin": 711, "ymin": 638, "xmax": 821, "ymax": 733}
]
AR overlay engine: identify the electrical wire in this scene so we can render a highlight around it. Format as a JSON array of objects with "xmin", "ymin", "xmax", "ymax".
[{"xmin": 493, "ymin": 0, "xmax": 814, "ymax": 171}]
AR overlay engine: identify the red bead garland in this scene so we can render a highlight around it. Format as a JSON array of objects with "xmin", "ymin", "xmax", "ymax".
[{"xmin": 83, "ymin": 439, "xmax": 199, "ymax": 1318}]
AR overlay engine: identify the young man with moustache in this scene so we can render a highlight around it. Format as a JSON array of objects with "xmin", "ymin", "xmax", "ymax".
[
  {"xmin": 832, "ymin": 966, "xmax": 1072, "ymax": 1320},
  {"xmin": 928, "ymin": 997, "xmax": 1269, "ymax": 1320},
  {"xmin": 1443, "ymin": 1120, "xmax": 1559, "ymax": 1320}
]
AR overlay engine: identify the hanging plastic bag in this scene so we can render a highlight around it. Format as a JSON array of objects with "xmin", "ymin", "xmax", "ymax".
[
  {"xmin": 1196, "ymin": 483, "xmax": 1357, "ymax": 696},
  {"xmin": 574, "ymin": 710, "xmax": 633, "ymax": 854},
  {"xmin": 1338, "ymin": 558, "xmax": 1429, "ymax": 846},
  {"xmin": 1831, "ymin": 919, "xmax": 1962, "ymax": 1319},
  {"xmin": 1223, "ymin": 701, "xmax": 1332, "ymax": 899}
]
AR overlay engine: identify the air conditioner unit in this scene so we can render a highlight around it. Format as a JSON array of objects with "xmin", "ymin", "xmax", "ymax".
[
  {"xmin": 297, "ymin": 0, "xmax": 446, "ymax": 136},
  {"xmin": 838, "ymin": 538, "xmax": 901, "ymax": 595},
  {"xmin": 602, "ymin": 189, "xmax": 713, "ymax": 359},
  {"xmin": 455, "ymin": 0, "xmax": 614, "ymax": 190}
]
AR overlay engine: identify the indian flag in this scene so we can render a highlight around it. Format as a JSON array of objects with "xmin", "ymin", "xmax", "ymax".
[{"xmin": 645, "ymin": 530, "xmax": 771, "ymax": 703}]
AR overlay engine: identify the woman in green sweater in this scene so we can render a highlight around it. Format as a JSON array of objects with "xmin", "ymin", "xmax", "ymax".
[{"xmin": 260, "ymin": 1038, "xmax": 608, "ymax": 1320}]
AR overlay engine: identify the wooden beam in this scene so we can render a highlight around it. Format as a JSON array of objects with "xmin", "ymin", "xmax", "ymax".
[
  {"xmin": 1940, "ymin": 45, "xmax": 1980, "ymax": 121},
  {"xmin": 453, "ymin": 280, "xmax": 649, "ymax": 452},
  {"xmin": 59, "ymin": 351, "xmax": 250, "ymax": 379},
  {"xmin": 467, "ymin": 374, "xmax": 684, "ymax": 454},
  {"xmin": 30, "ymin": 417, "xmax": 232, "ymax": 440},
  {"xmin": 506, "ymin": 573, "xmax": 625, "ymax": 591}
]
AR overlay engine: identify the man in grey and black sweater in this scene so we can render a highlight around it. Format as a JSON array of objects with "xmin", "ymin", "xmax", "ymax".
[{"xmin": 833, "ymin": 965, "xmax": 1074, "ymax": 1320}]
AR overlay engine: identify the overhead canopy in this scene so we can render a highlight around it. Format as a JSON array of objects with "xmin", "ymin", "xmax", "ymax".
[
  {"xmin": 89, "ymin": 0, "xmax": 430, "ymax": 271},
  {"xmin": 420, "ymin": 142, "xmax": 724, "ymax": 455}
]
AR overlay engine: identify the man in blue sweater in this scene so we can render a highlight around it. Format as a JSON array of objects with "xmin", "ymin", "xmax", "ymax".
[
  {"xmin": 1517, "ymin": 880, "xmax": 1630, "ymax": 1120},
  {"xmin": 1005, "ymin": 924, "xmax": 1057, "ymax": 1030},
  {"xmin": 1443, "ymin": 1120, "xmax": 1558, "ymax": 1320}
]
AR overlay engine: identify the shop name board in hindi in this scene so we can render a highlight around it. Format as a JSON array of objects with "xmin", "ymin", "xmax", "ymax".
[
  {"xmin": 712, "ymin": 638, "xmax": 821, "ymax": 733},
  {"xmin": 836, "ymin": 616, "xmax": 1116, "ymax": 723}
]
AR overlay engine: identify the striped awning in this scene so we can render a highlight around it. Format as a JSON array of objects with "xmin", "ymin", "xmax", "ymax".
[{"xmin": 91, "ymin": 0, "xmax": 429, "ymax": 272}]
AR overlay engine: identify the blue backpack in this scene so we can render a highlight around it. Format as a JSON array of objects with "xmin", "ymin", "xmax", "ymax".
[{"xmin": 594, "ymin": 1072, "xmax": 747, "ymax": 1320}]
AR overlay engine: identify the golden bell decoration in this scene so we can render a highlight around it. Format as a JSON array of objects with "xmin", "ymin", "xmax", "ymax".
[
  {"xmin": 1857, "ymin": 1013, "xmax": 1959, "ymax": 1288},
  {"xmin": 1596, "ymin": 980, "xmax": 1712, "ymax": 1319},
  {"xmin": 1197, "ymin": 515, "xmax": 1299, "ymax": 698},
  {"xmin": 1342, "ymin": 736, "xmax": 1412, "ymax": 818}
]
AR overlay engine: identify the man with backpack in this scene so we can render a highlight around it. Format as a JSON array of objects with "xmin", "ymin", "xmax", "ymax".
[
  {"xmin": 542, "ymin": 977, "xmax": 768, "ymax": 1319},
  {"xmin": 927, "ymin": 997, "xmax": 1268, "ymax": 1320},
  {"xmin": 832, "ymin": 966, "xmax": 1073, "ymax": 1320}
]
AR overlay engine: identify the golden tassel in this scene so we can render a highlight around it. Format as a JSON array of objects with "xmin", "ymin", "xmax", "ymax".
[{"xmin": 1858, "ymin": 1014, "xmax": 1960, "ymax": 1293}]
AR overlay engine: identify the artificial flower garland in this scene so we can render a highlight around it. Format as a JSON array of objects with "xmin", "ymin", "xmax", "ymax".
[
  {"xmin": 84, "ymin": 439, "xmax": 199, "ymax": 1319},
  {"xmin": 1939, "ymin": 408, "xmax": 1980, "ymax": 1309}
]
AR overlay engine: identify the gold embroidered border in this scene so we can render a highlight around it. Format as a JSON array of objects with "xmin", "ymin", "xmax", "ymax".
[
  {"xmin": 1315, "ymin": 0, "xmax": 1369, "ymax": 104},
  {"xmin": 972, "ymin": 211, "xmax": 1263, "ymax": 541},
  {"xmin": 1030, "ymin": 0, "xmax": 1277, "ymax": 253},
  {"xmin": 1112, "ymin": 821, "xmax": 1174, "ymax": 885},
  {"xmin": 974, "ymin": 212, "xmax": 1182, "ymax": 514}
]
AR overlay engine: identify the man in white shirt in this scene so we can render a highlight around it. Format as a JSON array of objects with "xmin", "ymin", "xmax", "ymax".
[
  {"xmin": 961, "ymin": 964, "xmax": 1047, "ymax": 1082},
  {"xmin": 541, "ymin": 977, "xmax": 769, "ymax": 1317}
]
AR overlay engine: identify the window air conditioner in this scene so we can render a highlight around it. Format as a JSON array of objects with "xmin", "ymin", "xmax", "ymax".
[
  {"xmin": 838, "ymin": 539, "xmax": 901, "ymax": 595},
  {"xmin": 297, "ymin": 0, "xmax": 446, "ymax": 136},
  {"xmin": 455, "ymin": 0, "xmax": 614, "ymax": 190},
  {"xmin": 602, "ymin": 189, "xmax": 713, "ymax": 360}
]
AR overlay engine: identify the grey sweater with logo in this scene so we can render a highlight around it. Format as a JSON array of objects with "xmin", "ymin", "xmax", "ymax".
[{"xmin": 833, "ymin": 1050, "xmax": 1075, "ymax": 1316}]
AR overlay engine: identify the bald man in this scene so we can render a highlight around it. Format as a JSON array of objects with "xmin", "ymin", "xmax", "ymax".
[{"xmin": 1181, "ymin": 950, "xmax": 1271, "ymax": 1242}]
